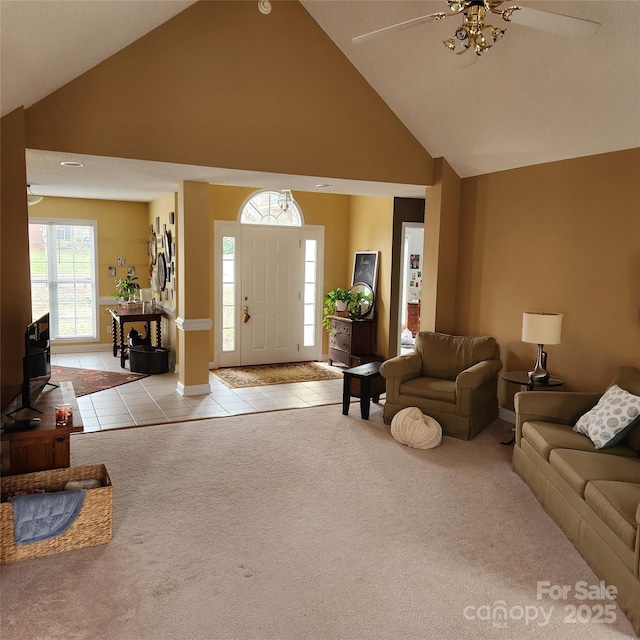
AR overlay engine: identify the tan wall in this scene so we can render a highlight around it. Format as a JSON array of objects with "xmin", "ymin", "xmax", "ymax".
[
  {"xmin": 24, "ymin": 1, "xmax": 432, "ymax": 188},
  {"xmin": 1, "ymin": 109, "xmax": 31, "ymax": 406},
  {"xmin": 149, "ymin": 193, "xmax": 178, "ymax": 365},
  {"xmin": 456, "ymin": 148, "xmax": 640, "ymax": 407},
  {"xmin": 348, "ymin": 196, "xmax": 395, "ymax": 359},
  {"xmin": 27, "ymin": 196, "xmax": 150, "ymax": 346},
  {"xmin": 423, "ymin": 158, "xmax": 461, "ymax": 335}
]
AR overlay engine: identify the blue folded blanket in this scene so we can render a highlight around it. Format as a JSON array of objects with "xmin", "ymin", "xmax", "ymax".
[{"xmin": 12, "ymin": 490, "xmax": 86, "ymax": 546}]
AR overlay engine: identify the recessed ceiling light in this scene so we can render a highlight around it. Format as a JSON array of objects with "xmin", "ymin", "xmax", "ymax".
[
  {"xmin": 60, "ymin": 161, "xmax": 83, "ymax": 167},
  {"xmin": 315, "ymin": 184, "xmax": 333, "ymax": 189}
]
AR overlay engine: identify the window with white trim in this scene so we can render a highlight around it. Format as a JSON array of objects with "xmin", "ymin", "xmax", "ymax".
[
  {"xmin": 29, "ymin": 219, "xmax": 98, "ymax": 339},
  {"xmin": 303, "ymin": 239, "xmax": 317, "ymax": 346},
  {"xmin": 221, "ymin": 236, "xmax": 236, "ymax": 352},
  {"xmin": 239, "ymin": 191, "xmax": 302, "ymax": 226}
]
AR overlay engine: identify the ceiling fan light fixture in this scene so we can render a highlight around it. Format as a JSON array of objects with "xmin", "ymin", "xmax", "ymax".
[{"xmin": 491, "ymin": 27, "xmax": 506, "ymax": 41}]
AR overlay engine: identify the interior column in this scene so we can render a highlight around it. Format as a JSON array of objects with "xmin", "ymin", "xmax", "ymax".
[
  {"xmin": 422, "ymin": 157, "xmax": 461, "ymax": 334},
  {"xmin": 176, "ymin": 181, "xmax": 212, "ymax": 396}
]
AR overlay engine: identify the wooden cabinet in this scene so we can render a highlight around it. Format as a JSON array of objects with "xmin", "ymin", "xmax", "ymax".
[
  {"xmin": 1, "ymin": 382, "xmax": 83, "ymax": 476},
  {"xmin": 407, "ymin": 301, "xmax": 421, "ymax": 336},
  {"xmin": 2, "ymin": 430, "xmax": 74, "ymax": 476},
  {"xmin": 328, "ymin": 316, "xmax": 377, "ymax": 367}
]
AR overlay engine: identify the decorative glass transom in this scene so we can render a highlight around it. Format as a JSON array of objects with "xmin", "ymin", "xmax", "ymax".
[{"xmin": 240, "ymin": 191, "xmax": 302, "ymax": 226}]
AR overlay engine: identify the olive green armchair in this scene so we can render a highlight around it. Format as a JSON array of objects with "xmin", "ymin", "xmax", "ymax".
[{"xmin": 380, "ymin": 331, "xmax": 502, "ymax": 440}]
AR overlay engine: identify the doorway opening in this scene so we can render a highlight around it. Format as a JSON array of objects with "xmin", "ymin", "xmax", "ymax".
[{"xmin": 398, "ymin": 222, "xmax": 424, "ymax": 355}]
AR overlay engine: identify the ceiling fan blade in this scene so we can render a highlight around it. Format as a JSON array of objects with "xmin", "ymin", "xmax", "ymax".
[
  {"xmin": 352, "ymin": 12, "xmax": 448, "ymax": 45},
  {"xmin": 507, "ymin": 7, "xmax": 600, "ymax": 37}
]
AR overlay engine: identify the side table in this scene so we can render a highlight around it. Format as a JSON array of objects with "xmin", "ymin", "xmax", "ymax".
[
  {"xmin": 109, "ymin": 308, "xmax": 164, "ymax": 368},
  {"xmin": 500, "ymin": 371, "xmax": 564, "ymax": 445},
  {"xmin": 342, "ymin": 361, "xmax": 385, "ymax": 420}
]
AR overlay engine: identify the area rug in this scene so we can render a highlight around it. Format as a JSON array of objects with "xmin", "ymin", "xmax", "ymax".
[
  {"xmin": 1, "ymin": 409, "xmax": 634, "ymax": 640},
  {"xmin": 211, "ymin": 361, "xmax": 342, "ymax": 388},
  {"xmin": 50, "ymin": 365, "xmax": 148, "ymax": 397}
]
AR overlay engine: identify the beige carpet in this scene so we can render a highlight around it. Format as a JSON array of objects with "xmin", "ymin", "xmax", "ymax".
[
  {"xmin": 211, "ymin": 361, "xmax": 342, "ymax": 388},
  {"xmin": 0, "ymin": 406, "xmax": 635, "ymax": 639}
]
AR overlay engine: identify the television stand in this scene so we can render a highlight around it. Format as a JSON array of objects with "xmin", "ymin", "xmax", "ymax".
[
  {"xmin": 5, "ymin": 382, "xmax": 59, "ymax": 415},
  {"xmin": 1, "ymin": 381, "xmax": 83, "ymax": 476}
]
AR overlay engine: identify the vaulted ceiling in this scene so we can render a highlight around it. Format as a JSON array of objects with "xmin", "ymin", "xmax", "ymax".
[{"xmin": 2, "ymin": 0, "xmax": 638, "ymax": 201}]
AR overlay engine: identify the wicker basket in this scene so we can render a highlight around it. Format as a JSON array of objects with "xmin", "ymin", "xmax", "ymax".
[{"xmin": 0, "ymin": 464, "xmax": 112, "ymax": 564}]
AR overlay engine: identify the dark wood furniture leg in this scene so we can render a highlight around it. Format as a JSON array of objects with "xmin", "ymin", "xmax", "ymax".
[
  {"xmin": 156, "ymin": 320, "xmax": 162, "ymax": 347},
  {"xmin": 342, "ymin": 372, "xmax": 352, "ymax": 416},
  {"xmin": 359, "ymin": 376, "xmax": 372, "ymax": 419},
  {"xmin": 119, "ymin": 322, "xmax": 126, "ymax": 368},
  {"xmin": 112, "ymin": 316, "xmax": 118, "ymax": 356}
]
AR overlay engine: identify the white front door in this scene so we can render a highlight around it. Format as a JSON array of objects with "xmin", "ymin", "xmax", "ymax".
[{"xmin": 240, "ymin": 225, "xmax": 302, "ymax": 365}]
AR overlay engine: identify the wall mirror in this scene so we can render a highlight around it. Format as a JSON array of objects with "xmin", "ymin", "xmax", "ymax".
[{"xmin": 349, "ymin": 282, "xmax": 374, "ymax": 319}]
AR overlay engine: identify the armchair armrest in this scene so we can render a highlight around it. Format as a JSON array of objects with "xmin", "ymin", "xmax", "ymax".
[
  {"xmin": 380, "ymin": 352, "xmax": 422, "ymax": 382},
  {"xmin": 456, "ymin": 359, "xmax": 502, "ymax": 390},
  {"xmin": 380, "ymin": 353, "xmax": 422, "ymax": 405}
]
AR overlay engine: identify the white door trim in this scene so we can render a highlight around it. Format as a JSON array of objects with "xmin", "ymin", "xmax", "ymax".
[{"xmin": 213, "ymin": 221, "xmax": 324, "ymax": 368}]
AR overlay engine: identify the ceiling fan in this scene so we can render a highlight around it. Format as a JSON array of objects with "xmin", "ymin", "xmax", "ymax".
[{"xmin": 352, "ymin": 0, "xmax": 600, "ymax": 58}]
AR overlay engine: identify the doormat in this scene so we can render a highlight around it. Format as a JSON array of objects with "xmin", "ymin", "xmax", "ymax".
[
  {"xmin": 50, "ymin": 365, "xmax": 148, "ymax": 397},
  {"xmin": 211, "ymin": 362, "xmax": 342, "ymax": 389}
]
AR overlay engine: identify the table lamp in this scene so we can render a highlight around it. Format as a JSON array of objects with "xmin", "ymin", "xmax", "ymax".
[{"xmin": 522, "ymin": 312, "xmax": 563, "ymax": 383}]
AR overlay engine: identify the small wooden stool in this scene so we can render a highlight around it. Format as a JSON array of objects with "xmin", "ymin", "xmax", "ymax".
[{"xmin": 342, "ymin": 361, "xmax": 385, "ymax": 420}]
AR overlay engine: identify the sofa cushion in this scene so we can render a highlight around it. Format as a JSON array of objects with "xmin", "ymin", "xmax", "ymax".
[
  {"xmin": 574, "ymin": 384, "xmax": 640, "ymax": 449},
  {"xmin": 611, "ymin": 368, "xmax": 640, "ymax": 454},
  {"xmin": 400, "ymin": 377, "xmax": 456, "ymax": 404},
  {"xmin": 584, "ymin": 481, "xmax": 640, "ymax": 550},
  {"xmin": 522, "ymin": 421, "xmax": 639, "ymax": 461},
  {"xmin": 416, "ymin": 332, "xmax": 497, "ymax": 381},
  {"xmin": 549, "ymin": 449, "xmax": 640, "ymax": 497}
]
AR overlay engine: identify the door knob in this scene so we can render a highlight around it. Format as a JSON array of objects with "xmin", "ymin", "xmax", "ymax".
[{"xmin": 242, "ymin": 305, "xmax": 251, "ymax": 323}]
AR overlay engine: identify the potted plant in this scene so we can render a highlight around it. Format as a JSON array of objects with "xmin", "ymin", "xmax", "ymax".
[
  {"xmin": 323, "ymin": 288, "xmax": 354, "ymax": 332},
  {"xmin": 112, "ymin": 275, "xmax": 140, "ymax": 306},
  {"xmin": 348, "ymin": 289, "xmax": 373, "ymax": 319}
]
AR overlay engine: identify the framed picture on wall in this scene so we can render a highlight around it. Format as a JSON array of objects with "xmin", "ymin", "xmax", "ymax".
[
  {"xmin": 351, "ymin": 251, "xmax": 379, "ymax": 292},
  {"xmin": 169, "ymin": 212, "xmax": 175, "ymax": 225}
]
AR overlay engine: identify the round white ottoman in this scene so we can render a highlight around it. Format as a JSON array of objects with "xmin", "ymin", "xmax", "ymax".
[{"xmin": 391, "ymin": 407, "xmax": 442, "ymax": 449}]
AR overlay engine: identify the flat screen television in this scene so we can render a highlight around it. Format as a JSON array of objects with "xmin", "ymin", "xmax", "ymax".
[{"xmin": 7, "ymin": 313, "xmax": 54, "ymax": 414}]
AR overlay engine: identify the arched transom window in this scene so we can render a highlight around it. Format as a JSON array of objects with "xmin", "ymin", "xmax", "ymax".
[{"xmin": 240, "ymin": 190, "xmax": 303, "ymax": 226}]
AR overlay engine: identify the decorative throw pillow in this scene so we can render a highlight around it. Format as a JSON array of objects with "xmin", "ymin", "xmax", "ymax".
[{"xmin": 574, "ymin": 385, "xmax": 640, "ymax": 449}]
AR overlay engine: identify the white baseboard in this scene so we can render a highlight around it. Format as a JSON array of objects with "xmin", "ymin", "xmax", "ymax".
[
  {"xmin": 52, "ymin": 344, "xmax": 112, "ymax": 354},
  {"xmin": 177, "ymin": 381, "xmax": 211, "ymax": 397},
  {"xmin": 499, "ymin": 407, "xmax": 516, "ymax": 424}
]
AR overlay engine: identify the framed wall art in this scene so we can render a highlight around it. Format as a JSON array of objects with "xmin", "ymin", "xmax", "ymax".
[{"xmin": 351, "ymin": 251, "xmax": 379, "ymax": 293}]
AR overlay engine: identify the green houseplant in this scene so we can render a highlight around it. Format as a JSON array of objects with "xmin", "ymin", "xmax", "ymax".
[
  {"xmin": 322, "ymin": 288, "xmax": 354, "ymax": 332},
  {"xmin": 112, "ymin": 275, "xmax": 140, "ymax": 304},
  {"xmin": 348, "ymin": 289, "xmax": 373, "ymax": 319}
]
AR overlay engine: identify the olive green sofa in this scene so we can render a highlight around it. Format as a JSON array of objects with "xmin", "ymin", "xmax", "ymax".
[
  {"xmin": 513, "ymin": 367, "xmax": 640, "ymax": 636},
  {"xmin": 380, "ymin": 331, "xmax": 502, "ymax": 440}
]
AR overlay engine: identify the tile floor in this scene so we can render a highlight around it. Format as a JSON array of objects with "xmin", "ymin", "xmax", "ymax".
[{"xmin": 52, "ymin": 351, "xmax": 350, "ymax": 432}]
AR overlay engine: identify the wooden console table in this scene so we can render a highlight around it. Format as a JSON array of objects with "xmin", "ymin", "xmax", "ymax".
[
  {"xmin": 109, "ymin": 308, "xmax": 164, "ymax": 368},
  {"xmin": 1, "ymin": 382, "xmax": 83, "ymax": 476}
]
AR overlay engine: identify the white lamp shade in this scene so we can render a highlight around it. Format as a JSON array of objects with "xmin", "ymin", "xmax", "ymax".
[
  {"xmin": 522, "ymin": 312, "xmax": 563, "ymax": 345},
  {"xmin": 139, "ymin": 288, "xmax": 153, "ymax": 302}
]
